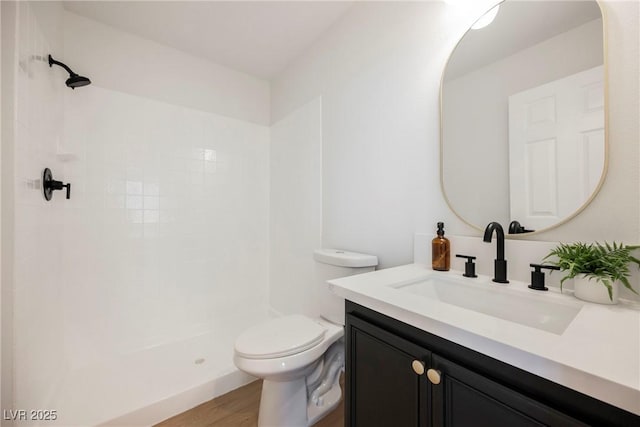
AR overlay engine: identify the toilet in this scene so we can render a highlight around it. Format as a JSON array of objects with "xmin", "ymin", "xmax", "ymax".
[{"xmin": 233, "ymin": 249, "xmax": 378, "ymax": 427}]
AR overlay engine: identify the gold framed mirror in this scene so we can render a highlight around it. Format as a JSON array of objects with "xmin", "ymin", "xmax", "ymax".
[{"xmin": 440, "ymin": 0, "xmax": 607, "ymax": 236}]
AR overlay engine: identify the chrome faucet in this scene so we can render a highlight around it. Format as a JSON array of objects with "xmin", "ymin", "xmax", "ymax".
[{"xmin": 483, "ymin": 222, "xmax": 509, "ymax": 283}]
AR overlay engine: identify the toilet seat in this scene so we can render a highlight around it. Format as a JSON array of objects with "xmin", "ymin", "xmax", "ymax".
[{"xmin": 235, "ymin": 315, "xmax": 327, "ymax": 359}]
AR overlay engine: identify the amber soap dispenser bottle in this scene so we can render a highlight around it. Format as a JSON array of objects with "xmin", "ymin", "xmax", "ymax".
[{"xmin": 432, "ymin": 222, "xmax": 450, "ymax": 271}]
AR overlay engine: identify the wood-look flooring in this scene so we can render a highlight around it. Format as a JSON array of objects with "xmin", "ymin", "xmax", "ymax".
[{"xmin": 155, "ymin": 378, "xmax": 344, "ymax": 427}]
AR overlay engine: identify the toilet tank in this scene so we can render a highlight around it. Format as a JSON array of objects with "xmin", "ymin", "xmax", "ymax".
[{"xmin": 313, "ymin": 249, "xmax": 378, "ymax": 325}]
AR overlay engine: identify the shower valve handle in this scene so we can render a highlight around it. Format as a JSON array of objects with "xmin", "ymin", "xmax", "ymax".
[
  {"xmin": 63, "ymin": 183, "xmax": 71, "ymax": 199},
  {"xmin": 48, "ymin": 179, "xmax": 71, "ymax": 199},
  {"xmin": 43, "ymin": 168, "xmax": 71, "ymax": 200}
]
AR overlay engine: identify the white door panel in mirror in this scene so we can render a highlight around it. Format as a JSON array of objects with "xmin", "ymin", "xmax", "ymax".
[{"xmin": 508, "ymin": 66, "xmax": 604, "ymax": 230}]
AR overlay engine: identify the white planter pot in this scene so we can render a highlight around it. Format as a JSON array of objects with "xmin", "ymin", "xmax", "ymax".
[{"xmin": 573, "ymin": 275, "xmax": 619, "ymax": 305}]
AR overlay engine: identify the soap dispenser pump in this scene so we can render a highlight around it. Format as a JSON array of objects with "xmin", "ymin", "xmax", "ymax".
[{"xmin": 432, "ymin": 222, "xmax": 450, "ymax": 271}]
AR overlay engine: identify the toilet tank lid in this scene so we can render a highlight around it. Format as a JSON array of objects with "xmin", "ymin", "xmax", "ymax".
[{"xmin": 313, "ymin": 249, "xmax": 378, "ymax": 268}]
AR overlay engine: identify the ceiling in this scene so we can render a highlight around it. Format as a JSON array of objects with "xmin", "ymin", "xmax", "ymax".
[{"xmin": 63, "ymin": 1, "xmax": 354, "ymax": 80}]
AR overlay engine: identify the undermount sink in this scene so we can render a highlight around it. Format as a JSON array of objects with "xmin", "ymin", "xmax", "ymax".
[{"xmin": 390, "ymin": 274, "xmax": 582, "ymax": 335}]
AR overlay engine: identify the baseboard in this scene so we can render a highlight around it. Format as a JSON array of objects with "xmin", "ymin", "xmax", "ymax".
[{"xmin": 98, "ymin": 369, "xmax": 257, "ymax": 426}]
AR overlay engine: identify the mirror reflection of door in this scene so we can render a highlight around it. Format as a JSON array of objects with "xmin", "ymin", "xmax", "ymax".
[
  {"xmin": 440, "ymin": 0, "xmax": 606, "ymax": 234},
  {"xmin": 508, "ymin": 66, "xmax": 604, "ymax": 230}
]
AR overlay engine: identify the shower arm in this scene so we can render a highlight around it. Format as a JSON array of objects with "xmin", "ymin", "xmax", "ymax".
[{"xmin": 48, "ymin": 55, "xmax": 77, "ymax": 76}]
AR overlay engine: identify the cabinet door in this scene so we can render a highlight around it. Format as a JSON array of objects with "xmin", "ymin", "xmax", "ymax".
[
  {"xmin": 431, "ymin": 354, "xmax": 586, "ymax": 427},
  {"xmin": 346, "ymin": 315, "xmax": 431, "ymax": 427}
]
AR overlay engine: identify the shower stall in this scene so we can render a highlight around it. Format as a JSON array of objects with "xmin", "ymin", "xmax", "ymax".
[{"xmin": 1, "ymin": 3, "xmax": 274, "ymax": 425}]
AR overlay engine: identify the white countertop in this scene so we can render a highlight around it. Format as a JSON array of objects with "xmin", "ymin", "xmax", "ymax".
[{"xmin": 329, "ymin": 263, "xmax": 640, "ymax": 416}]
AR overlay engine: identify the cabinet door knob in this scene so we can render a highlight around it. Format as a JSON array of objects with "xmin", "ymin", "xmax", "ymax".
[
  {"xmin": 427, "ymin": 368, "xmax": 441, "ymax": 385},
  {"xmin": 411, "ymin": 360, "xmax": 425, "ymax": 375}
]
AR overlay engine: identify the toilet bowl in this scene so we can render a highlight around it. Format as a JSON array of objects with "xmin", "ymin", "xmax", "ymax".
[
  {"xmin": 233, "ymin": 249, "xmax": 378, "ymax": 427},
  {"xmin": 234, "ymin": 315, "xmax": 344, "ymax": 426}
]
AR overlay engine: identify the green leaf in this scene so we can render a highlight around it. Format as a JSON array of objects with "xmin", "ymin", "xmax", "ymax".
[{"xmin": 545, "ymin": 241, "xmax": 640, "ymax": 299}]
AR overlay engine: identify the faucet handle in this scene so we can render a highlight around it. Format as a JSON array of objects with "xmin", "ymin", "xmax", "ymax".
[
  {"xmin": 528, "ymin": 263, "xmax": 560, "ymax": 291},
  {"xmin": 455, "ymin": 254, "xmax": 477, "ymax": 278}
]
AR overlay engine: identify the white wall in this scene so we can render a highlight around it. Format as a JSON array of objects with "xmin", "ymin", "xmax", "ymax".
[
  {"xmin": 63, "ymin": 11, "xmax": 270, "ymax": 126},
  {"xmin": 269, "ymin": 98, "xmax": 322, "ymax": 317},
  {"xmin": 0, "ymin": 1, "xmax": 10, "ymax": 419},
  {"xmin": 443, "ymin": 19, "xmax": 603, "ymax": 228},
  {"xmin": 272, "ymin": 0, "xmax": 640, "ymax": 277},
  {"xmin": 272, "ymin": 1, "xmax": 470, "ymax": 269},
  {"xmin": 5, "ymin": 2, "xmax": 67, "ymax": 423}
]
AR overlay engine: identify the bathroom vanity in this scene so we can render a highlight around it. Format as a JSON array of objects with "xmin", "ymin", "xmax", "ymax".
[{"xmin": 329, "ymin": 265, "xmax": 640, "ymax": 426}]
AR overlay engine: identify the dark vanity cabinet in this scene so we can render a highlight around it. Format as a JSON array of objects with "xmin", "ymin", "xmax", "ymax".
[
  {"xmin": 430, "ymin": 355, "xmax": 584, "ymax": 427},
  {"xmin": 348, "ymin": 315, "xmax": 431, "ymax": 426},
  {"xmin": 345, "ymin": 301, "xmax": 640, "ymax": 427}
]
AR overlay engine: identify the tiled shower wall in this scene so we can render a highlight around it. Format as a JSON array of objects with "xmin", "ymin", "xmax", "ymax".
[
  {"xmin": 9, "ymin": 2, "xmax": 270, "ymax": 421},
  {"xmin": 61, "ymin": 86, "xmax": 269, "ymax": 365}
]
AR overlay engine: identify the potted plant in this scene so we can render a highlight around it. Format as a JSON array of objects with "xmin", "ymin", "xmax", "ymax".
[{"xmin": 544, "ymin": 242, "xmax": 640, "ymax": 304}]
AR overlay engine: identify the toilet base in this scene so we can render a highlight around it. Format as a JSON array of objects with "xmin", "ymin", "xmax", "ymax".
[
  {"xmin": 258, "ymin": 377, "xmax": 343, "ymax": 427},
  {"xmin": 235, "ymin": 318, "xmax": 345, "ymax": 427},
  {"xmin": 307, "ymin": 379, "xmax": 342, "ymax": 425},
  {"xmin": 259, "ymin": 378, "xmax": 308, "ymax": 427}
]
